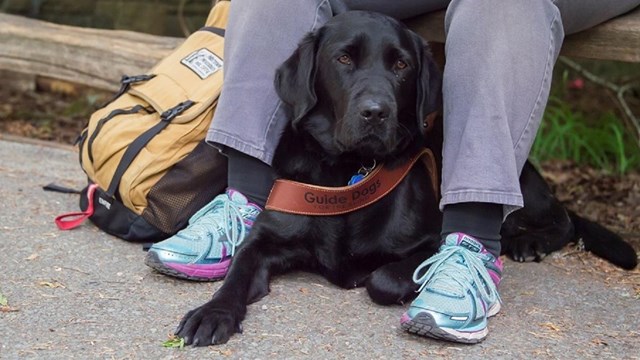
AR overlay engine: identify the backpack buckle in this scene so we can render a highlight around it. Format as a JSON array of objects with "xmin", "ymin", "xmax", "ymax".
[
  {"xmin": 160, "ymin": 100, "xmax": 195, "ymax": 122},
  {"xmin": 121, "ymin": 74, "xmax": 155, "ymax": 85}
]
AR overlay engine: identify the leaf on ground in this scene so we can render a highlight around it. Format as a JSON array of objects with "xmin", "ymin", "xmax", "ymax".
[
  {"xmin": 162, "ymin": 335, "xmax": 185, "ymax": 349},
  {"xmin": 0, "ymin": 293, "xmax": 19, "ymax": 312},
  {"xmin": 214, "ymin": 349, "xmax": 233, "ymax": 356},
  {"xmin": 38, "ymin": 281, "xmax": 65, "ymax": 288},
  {"xmin": 591, "ymin": 338, "xmax": 609, "ymax": 346},
  {"xmin": 0, "ymin": 306, "xmax": 20, "ymax": 313},
  {"xmin": 25, "ymin": 253, "xmax": 39, "ymax": 261},
  {"xmin": 540, "ymin": 322, "xmax": 562, "ymax": 332}
]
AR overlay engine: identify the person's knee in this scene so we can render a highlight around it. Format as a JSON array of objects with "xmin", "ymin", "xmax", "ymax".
[{"xmin": 446, "ymin": 0, "xmax": 560, "ymax": 32}]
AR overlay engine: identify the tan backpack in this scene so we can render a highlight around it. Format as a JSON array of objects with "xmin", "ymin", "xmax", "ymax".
[{"xmin": 56, "ymin": 1, "xmax": 230, "ymax": 241}]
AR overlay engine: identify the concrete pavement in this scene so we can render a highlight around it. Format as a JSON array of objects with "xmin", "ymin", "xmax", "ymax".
[{"xmin": 0, "ymin": 138, "xmax": 638, "ymax": 359}]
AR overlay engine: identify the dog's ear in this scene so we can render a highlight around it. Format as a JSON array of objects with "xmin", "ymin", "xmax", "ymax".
[
  {"xmin": 274, "ymin": 31, "xmax": 319, "ymax": 127},
  {"xmin": 414, "ymin": 36, "xmax": 442, "ymax": 132}
]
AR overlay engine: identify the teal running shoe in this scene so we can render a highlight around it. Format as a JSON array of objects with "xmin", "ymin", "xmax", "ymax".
[
  {"xmin": 144, "ymin": 189, "xmax": 261, "ymax": 281},
  {"xmin": 401, "ymin": 233, "xmax": 503, "ymax": 343}
]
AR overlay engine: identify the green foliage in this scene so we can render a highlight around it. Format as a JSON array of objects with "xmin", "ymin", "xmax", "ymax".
[
  {"xmin": 162, "ymin": 336, "xmax": 185, "ymax": 349},
  {"xmin": 62, "ymin": 94, "xmax": 102, "ymax": 117},
  {"xmin": 530, "ymin": 97, "xmax": 640, "ymax": 174}
]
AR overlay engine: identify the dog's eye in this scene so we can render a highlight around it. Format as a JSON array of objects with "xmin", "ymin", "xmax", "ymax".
[
  {"xmin": 337, "ymin": 55, "xmax": 352, "ymax": 65},
  {"xmin": 395, "ymin": 60, "xmax": 408, "ymax": 70}
]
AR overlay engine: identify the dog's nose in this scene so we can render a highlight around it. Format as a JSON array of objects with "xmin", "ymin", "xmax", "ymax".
[{"xmin": 359, "ymin": 100, "xmax": 390, "ymax": 123}]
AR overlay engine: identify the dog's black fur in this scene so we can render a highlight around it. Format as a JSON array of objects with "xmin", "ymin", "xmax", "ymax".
[{"xmin": 174, "ymin": 11, "xmax": 638, "ymax": 346}]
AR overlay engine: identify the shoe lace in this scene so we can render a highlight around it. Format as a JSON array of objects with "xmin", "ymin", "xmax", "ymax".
[
  {"xmin": 413, "ymin": 246, "xmax": 501, "ymax": 305},
  {"xmin": 180, "ymin": 196, "xmax": 250, "ymax": 264}
]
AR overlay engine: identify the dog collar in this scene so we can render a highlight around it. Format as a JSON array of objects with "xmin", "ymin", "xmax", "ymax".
[{"xmin": 265, "ymin": 148, "xmax": 439, "ymax": 216}]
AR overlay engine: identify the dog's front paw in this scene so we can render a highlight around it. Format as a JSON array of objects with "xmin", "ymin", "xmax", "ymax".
[
  {"xmin": 366, "ymin": 264, "xmax": 418, "ymax": 305},
  {"xmin": 502, "ymin": 234, "xmax": 557, "ymax": 263},
  {"xmin": 175, "ymin": 301, "xmax": 243, "ymax": 347}
]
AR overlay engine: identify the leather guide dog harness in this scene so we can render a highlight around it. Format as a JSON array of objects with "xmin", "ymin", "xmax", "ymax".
[{"xmin": 265, "ymin": 148, "xmax": 439, "ymax": 216}]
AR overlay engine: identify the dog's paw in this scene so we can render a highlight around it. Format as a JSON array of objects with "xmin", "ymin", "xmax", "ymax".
[
  {"xmin": 175, "ymin": 301, "xmax": 243, "ymax": 347},
  {"xmin": 365, "ymin": 265, "xmax": 418, "ymax": 305},
  {"xmin": 508, "ymin": 245, "xmax": 547, "ymax": 263},
  {"xmin": 503, "ymin": 235, "xmax": 550, "ymax": 263}
]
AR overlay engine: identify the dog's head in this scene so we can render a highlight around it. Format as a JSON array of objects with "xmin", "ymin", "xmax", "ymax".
[{"xmin": 275, "ymin": 11, "xmax": 441, "ymax": 160}]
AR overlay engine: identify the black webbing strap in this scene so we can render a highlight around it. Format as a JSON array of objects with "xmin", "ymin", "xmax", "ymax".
[
  {"xmin": 99, "ymin": 75, "xmax": 156, "ymax": 109},
  {"xmin": 200, "ymin": 26, "xmax": 225, "ymax": 37},
  {"xmin": 87, "ymin": 105, "xmax": 151, "ymax": 164},
  {"xmin": 43, "ymin": 183, "xmax": 82, "ymax": 194},
  {"xmin": 105, "ymin": 100, "xmax": 195, "ymax": 198}
]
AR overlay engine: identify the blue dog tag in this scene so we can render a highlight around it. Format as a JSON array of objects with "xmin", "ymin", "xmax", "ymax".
[{"xmin": 348, "ymin": 174, "xmax": 365, "ymax": 185}]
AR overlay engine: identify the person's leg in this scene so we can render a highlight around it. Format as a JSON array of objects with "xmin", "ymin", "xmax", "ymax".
[
  {"xmin": 440, "ymin": 0, "xmax": 640, "ymax": 256},
  {"xmin": 209, "ymin": 0, "xmax": 336, "ymax": 208},
  {"xmin": 403, "ymin": 0, "xmax": 640, "ymax": 343},
  {"xmin": 207, "ymin": 0, "xmax": 335, "ymax": 166}
]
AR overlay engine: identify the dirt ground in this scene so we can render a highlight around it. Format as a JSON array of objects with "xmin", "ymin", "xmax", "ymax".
[
  {"xmin": 0, "ymin": 78, "xmax": 106, "ymax": 144},
  {"xmin": 1, "ymin": 78, "xmax": 639, "ymax": 267}
]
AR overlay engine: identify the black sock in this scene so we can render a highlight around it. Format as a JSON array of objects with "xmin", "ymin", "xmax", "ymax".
[
  {"xmin": 226, "ymin": 148, "xmax": 275, "ymax": 208},
  {"xmin": 441, "ymin": 202, "xmax": 503, "ymax": 258}
]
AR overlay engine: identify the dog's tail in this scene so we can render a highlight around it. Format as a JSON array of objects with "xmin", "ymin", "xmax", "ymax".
[{"xmin": 569, "ymin": 210, "xmax": 638, "ymax": 270}]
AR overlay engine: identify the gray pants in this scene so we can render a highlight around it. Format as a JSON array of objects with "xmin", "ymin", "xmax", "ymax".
[{"xmin": 207, "ymin": 0, "xmax": 640, "ymax": 215}]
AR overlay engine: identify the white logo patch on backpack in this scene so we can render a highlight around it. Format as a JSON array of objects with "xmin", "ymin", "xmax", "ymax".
[{"xmin": 181, "ymin": 48, "xmax": 223, "ymax": 79}]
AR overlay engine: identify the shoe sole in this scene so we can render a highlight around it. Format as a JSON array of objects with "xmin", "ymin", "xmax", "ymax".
[
  {"xmin": 144, "ymin": 251, "xmax": 227, "ymax": 282},
  {"xmin": 401, "ymin": 302, "xmax": 501, "ymax": 344}
]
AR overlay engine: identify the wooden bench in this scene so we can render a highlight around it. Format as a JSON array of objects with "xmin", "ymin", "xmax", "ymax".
[{"xmin": 0, "ymin": 7, "xmax": 639, "ymax": 92}]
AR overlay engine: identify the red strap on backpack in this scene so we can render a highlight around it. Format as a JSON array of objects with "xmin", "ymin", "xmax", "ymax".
[{"xmin": 54, "ymin": 183, "xmax": 98, "ymax": 230}]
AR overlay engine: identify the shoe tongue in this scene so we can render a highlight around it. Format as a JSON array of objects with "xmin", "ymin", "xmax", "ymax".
[
  {"xmin": 226, "ymin": 189, "xmax": 249, "ymax": 205},
  {"xmin": 445, "ymin": 233, "xmax": 484, "ymax": 254}
]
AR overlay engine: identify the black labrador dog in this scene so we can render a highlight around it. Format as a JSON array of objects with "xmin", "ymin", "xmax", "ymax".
[{"xmin": 174, "ymin": 11, "xmax": 637, "ymax": 346}]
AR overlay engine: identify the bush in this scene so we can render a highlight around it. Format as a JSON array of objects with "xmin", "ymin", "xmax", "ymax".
[{"xmin": 531, "ymin": 96, "xmax": 640, "ymax": 174}]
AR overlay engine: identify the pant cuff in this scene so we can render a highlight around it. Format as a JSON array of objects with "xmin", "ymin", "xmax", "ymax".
[
  {"xmin": 439, "ymin": 190, "xmax": 524, "ymax": 221},
  {"xmin": 206, "ymin": 130, "xmax": 275, "ymax": 165}
]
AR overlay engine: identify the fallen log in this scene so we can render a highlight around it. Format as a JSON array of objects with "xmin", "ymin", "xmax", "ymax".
[{"xmin": 0, "ymin": 13, "xmax": 181, "ymax": 91}]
